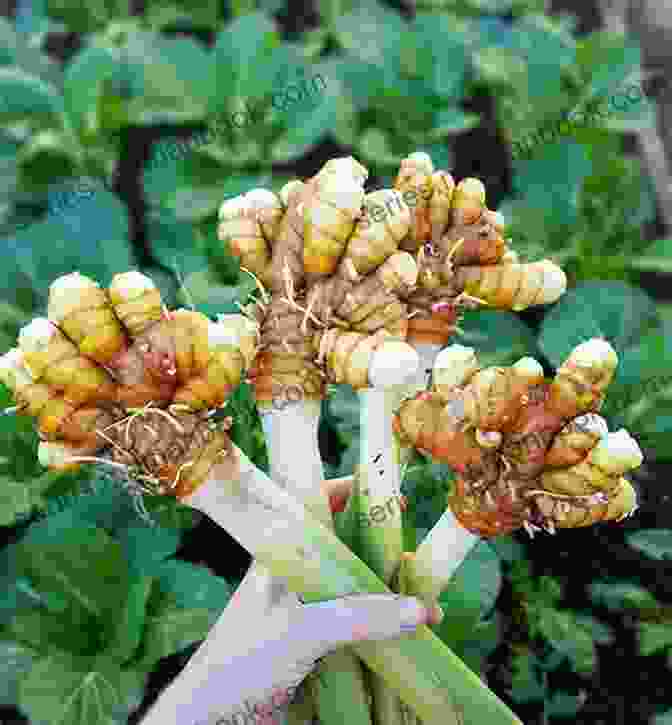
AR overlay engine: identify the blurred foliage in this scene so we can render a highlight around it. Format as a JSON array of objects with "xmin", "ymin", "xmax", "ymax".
[{"xmin": 0, "ymin": 0, "xmax": 670, "ymax": 721}]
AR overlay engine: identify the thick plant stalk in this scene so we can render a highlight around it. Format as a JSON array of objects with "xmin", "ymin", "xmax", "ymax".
[
  {"xmin": 259, "ymin": 401, "xmax": 373, "ymax": 725},
  {"xmin": 356, "ymin": 341, "xmax": 420, "ymax": 725},
  {"xmin": 182, "ymin": 445, "xmax": 523, "ymax": 725}
]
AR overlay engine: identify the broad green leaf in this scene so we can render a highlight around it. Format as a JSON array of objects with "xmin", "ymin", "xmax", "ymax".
[
  {"xmin": 139, "ymin": 606, "xmax": 218, "ymax": 669},
  {"xmin": 538, "ymin": 281, "xmax": 658, "ymax": 368},
  {"xmin": 146, "ymin": 207, "xmax": 208, "ymax": 278},
  {"xmin": 535, "ymin": 608, "xmax": 596, "ymax": 674},
  {"xmin": 638, "ymin": 623, "xmax": 672, "ymax": 656},
  {"xmin": 457, "ymin": 309, "xmax": 539, "ymax": 368},
  {"xmin": 629, "ymin": 238, "xmax": 672, "ymax": 274},
  {"xmin": 19, "ymin": 652, "xmax": 146, "ymax": 725},
  {"xmin": 271, "ymin": 82, "xmax": 337, "ymax": 162},
  {"xmin": 0, "ymin": 67, "xmax": 65, "ymax": 128},
  {"xmin": 6, "ymin": 188, "xmax": 133, "ymax": 301},
  {"xmin": 105, "ymin": 576, "xmax": 154, "ymax": 664},
  {"xmin": 589, "ymin": 580, "xmax": 660, "ymax": 612},
  {"xmin": 144, "ymin": 0, "xmax": 221, "ymax": 30},
  {"xmin": 0, "ymin": 640, "xmax": 36, "ymax": 705},
  {"xmin": 0, "ymin": 18, "xmax": 60, "ymax": 84},
  {"xmin": 46, "ymin": 0, "xmax": 130, "ymax": 32},
  {"xmin": 405, "ymin": 12, "xmax": 469, "ymax": 100},
  {"xmin": 545, "ymin": 691, "xmax": 583, "ymax": 718},
  {"xmin": 63, "ymin": 44, "xmax": 123, "ymax": 134},
  {"xmin": 428, "ymin": 107, "xmax": 481, "ymax": 140},
  {"xmin": 121, "ymin": 31, "xmax": 211, "ymax": 125},
  {"xmin": 13, "ymin": 520, "xmax": 130, "ymax": 645},
  {"xmin": 16, "ymin": 129, "xmax": 81, "ymax": 189},
  {"xmin": 334, "ymin": 1, "xmax": 406, "ymax": 70},
  {"xmin": 654, "ymin": 710, "xmax": 672, "ymax": 725},
  {"xmin": 0, "ymin": 473, "xmax": 54, "ymax": 526},
  {"xmin": 7, "ymin": 606, "xmax": 99, "ymax": 656},
  {"xmin": 207, "ymin": 12, "xmax": 281, "ymax": 114},
  {"xmin": 116, "ymin": 524, "xmax": 181, "ymax": 575},
  {"xmin": 507, "ymin": 651, "xmax": 546, "ymax": 703},
  {"xmin": 510, "ymin": 139, "xmax": 592, "ymax": 228},
  {"xmin": 627, "ymin": 529, "xmax": 672, "ymax": 561},
  {"xmin": 154, "ymin": 560, "xmax": 232, "ymax": 612},
  {"xmin": 437, "ymin": 541, "xmax": 502, "ymax": 648}
]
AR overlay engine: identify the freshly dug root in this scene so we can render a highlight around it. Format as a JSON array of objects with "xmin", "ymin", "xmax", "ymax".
[
  {"xmin": 1, "ymin": 270, "xmax": 255, "ymax": 490},
  {"xmin": 388, "ymin": 153, "xmax": 567, "ymax": 347},
  {"xmin": 394, "ymin": 339, "xmax": 643, "ymax": 537}
]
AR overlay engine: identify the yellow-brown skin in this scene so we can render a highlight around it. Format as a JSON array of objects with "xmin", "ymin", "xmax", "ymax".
[
  {"xmin": 4, "ymin": 272, "xmax": 251, "ymax": 497},
  {"xmin": 394, "ymin": 345, "xmax": 639, "ymax": 537}
]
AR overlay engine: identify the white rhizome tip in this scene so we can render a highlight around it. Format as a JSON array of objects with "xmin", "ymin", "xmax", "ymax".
[
  {"xmin": 542, "ymin": 261, "xmax": 567, "ymax": 303},
  {"xmin": 110, "ymin": 270, "xmax": 157, "ymax": 302},
  {"xmin": 433, "ymin": 344, "xmax": 479, "ymax": 391},
  {"xmin": 570, "ymin": 338, "xmax": 618, "ymax": 372},
  {"xmin": 512, "ymin": 356, "xmax": 545, "ymax": 381},
  {"xmin": 368, "ymin": 341, "xmax": 419, "ymax": 388},
  {"xmin": 18, "ymin": 318, "xmax": 58, "ymax": 354},
  {"xmin": 589, "ymin": 429, "xmax": 644, "ymax": 475},
  {"xmin": 0, "ymin": 348, "xmax": 33, "ymax": 391},
  {"xmin": 48, "ymin": 272, "xmax": 99, "ymax": 322}
]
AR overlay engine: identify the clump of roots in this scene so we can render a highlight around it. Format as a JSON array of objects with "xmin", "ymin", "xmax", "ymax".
[{"xmin": 68, "ymin": 402, "xmax": 236, "ymax": 513}]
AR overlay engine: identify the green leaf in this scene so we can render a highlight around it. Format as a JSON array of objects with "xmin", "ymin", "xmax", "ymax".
[
  {"xmin": 627, "ymin": 529, "xmax": 672, "ymax": 561},
  {"xmin": 154, "ymin": 560, "xmax": 232, "ymax": 612},
  {"xmin": 538, "ymin": 281, "xmax": 658, "ymax": 368},
  {"xmin": 405, "ymin": 12, "xmax": 469, "ymax": 100},
  {"xmin": 638, "ymin": 622, "xmax": 672, "ymax": 656},
  {"xmin": 0, "ymin": 640, "xmax": 37, "ymax": 705},
  {"xmin": 139, "ymin": 606, "xmax": 217, "ymax": 669},
  {"xmin": 0, "ymin": 67, "xmax": 65, "ymax": 128},
  {"xmin": 535, "ymin": 608, "xmax": 596, "ymax": 675},
  {"xmin": 17, "ymin": 129, "xmax": 81, "ymax": 189},
  {"xmin": 6, "ymin": 188, "xmax": 133, "ymax": 301},
  {"xmin": 589, "ymin": 580, "xmax": 660, "ymax": 612},
  {"xmin": 437, "ymin": 541, "xmax": 502, "ymax": 648},
  {"xmin": 144, "ymin": 0, "xmax": 221, "ymax": 31},
  {"xmin": 46, "ymin": 0, "xmax": 130, "ymax": 32},
  {"xmin": 63, "ymin": 44, "xmax": 124, "ymax": 135},
  {"xmin": 207, "ymin": 12, "xmax": 281, "ymax": 114},
  {"xmin": 507, "ymin": 651, "xmax": 546, "ymax": 703},
  {"xmin": 13, "ymin": 520, "xmax": 130, "ymax": 646},
  {"xmin": 146, "ymin": 207, "xmax": 208, "ymax": 278},
  {"xmin": 271, "ymin": 85, "xmax": 337, "ymax": 162},
  {"xmin": 116, "ymin": 524, "xmax": 181, "ymax": 575},
  {"xmin": 19, "ymin": 652, "xmax": 146, "ymax": 725},
  {"xmin": 457, "ymin": 309, "xmax": 539, "ymax": 368},
  {"xmin": 121, "ymin": 31, "xmax": 211, "ymax": 125},
  {"xmin": 334, "ymin": 1, "xmax": 406, "ymax": 70},
  {"xmin": 0, "ymin": 474, "xmax": 48, "ymax": 526},
  {"xmin": 629, "ymin": 238, "xmax": 672, "ymax": 274},
  {"xmin": 0, "ymin": 18, "xmax": 60, "ymax": 84},
  {"xmin": 105, "ymin": 576, "xmax": 154, "ymax": 665}
]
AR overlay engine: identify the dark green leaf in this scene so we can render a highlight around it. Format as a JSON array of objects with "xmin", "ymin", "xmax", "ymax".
[
  {"xmin": 538, "ymin": 281, "xmax": 658, "ymax": 368},
  {"xmin": 0, "ymin": 67, "xmax": 65, "ymax": 128},
  {"xmin": 19, "ymin": 651, "xmax": 146, "ymax": 725},
  {"xmin": 0, "ymin": 640, "xmax": 36, "ymax": 705},
  {"xmin": 139, "ymin": 606, "xmax": 217, "ymax": 669},
  {"xmin": 638, "ymin": 622, "xmax": 672, "ymax": 656},
  {"xmin": 457, "ymin": 309, "xmax": 539, "ymax": 368},
  {"xmin": 154, "ymin": 560, "xmax": 232, "ymax": 612},
  {"xmin": 105, "ymin": 576, "xmax": 154, "ymax": 665},
  {"xmin": 627, "ymin": 529, "xmax": 672, "ymax": 561},
  {"xmin": 6, "ymin": 188, "xmax": 133, "ymax": 301}
]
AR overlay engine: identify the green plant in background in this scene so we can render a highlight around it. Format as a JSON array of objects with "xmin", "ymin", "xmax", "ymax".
[{"xmin": 0, "ymin": 0, "xmax": 670, "ymax": 722}]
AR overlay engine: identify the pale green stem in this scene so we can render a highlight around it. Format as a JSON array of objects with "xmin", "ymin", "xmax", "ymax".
[{"xmin": 183, "ymin": 448, "xmax": 522, "ymax": 725}]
